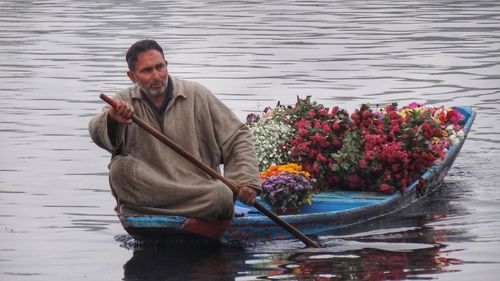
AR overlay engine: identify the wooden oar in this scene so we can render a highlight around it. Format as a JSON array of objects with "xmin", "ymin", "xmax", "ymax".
[{"xmin": 100, "ymin": 94, "xmax": 320, "ymax": 248}]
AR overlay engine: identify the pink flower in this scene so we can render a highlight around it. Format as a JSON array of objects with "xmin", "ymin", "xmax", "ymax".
[{"xmin": 408, "ymin": 102, "xmax": 422, "ymax": 109}]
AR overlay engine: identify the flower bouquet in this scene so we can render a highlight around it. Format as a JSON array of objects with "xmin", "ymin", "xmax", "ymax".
[
  {"xmin": 260, "ymin": 164, "xmax": 316, "ymax": 214},
  {"xmin": 247, "ymin": 97, "xmax": 465, "ymax": 195},
  {"xmin": 329, "ymin": 102, "xmax": 465, "ymax": 193}
]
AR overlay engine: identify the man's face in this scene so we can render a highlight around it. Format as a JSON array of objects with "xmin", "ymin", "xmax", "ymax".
[{"xmin": 127, "ymin": 49, "xmax": 168, "ymax": 98}]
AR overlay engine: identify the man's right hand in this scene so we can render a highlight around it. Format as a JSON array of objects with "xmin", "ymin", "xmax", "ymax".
[{"xmin": 108, "ymin": 100, "xmax": 134, "ymax": 124}]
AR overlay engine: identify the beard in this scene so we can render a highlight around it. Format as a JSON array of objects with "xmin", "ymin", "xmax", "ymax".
[{"xmin": 137, "ymin": 78, "xmax": 168, "ymax": 98}]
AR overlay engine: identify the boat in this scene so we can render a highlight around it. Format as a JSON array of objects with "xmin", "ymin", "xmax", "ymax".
[{"xmin": 118, "ymin": 106, "xmax": 476, "ymax": 245}]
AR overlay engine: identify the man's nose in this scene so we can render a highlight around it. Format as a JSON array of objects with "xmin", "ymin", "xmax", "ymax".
[{"xmin": 152, "ymin": 69, "xmax": 161, "ymax": 79}]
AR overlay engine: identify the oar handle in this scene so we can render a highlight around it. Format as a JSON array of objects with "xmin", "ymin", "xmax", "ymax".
[{"xmin": 99, "ymin": 94, "xmax": 320, "ymax": 248}]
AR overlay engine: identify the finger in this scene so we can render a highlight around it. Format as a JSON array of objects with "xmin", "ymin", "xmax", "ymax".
[
  {"xmin": 125, "ymin": 108, "xmax": 135, "ymax": 119},
  {"xmin": 115, "ymin": 104, "xmax": 125, "ymax": 116},
  {"xmin": 115, "ymin": 100, "xmax": 124, "ymax": 110},
  {"xmin": 246, "ymin": 197, "xmax": 255, "ymax": 205},
  {"xmin": 248, "ymin": 194, "xmax": 256, "ymax": 205},
  {"xmin": 237, "ymin": 193, "xmax": 246, "ymax": 204},
  {"xmin": 117, "ymin": 103, "xmax": 127, "ymax": 115},
  {"xmin": 117, "ymin": 103, "xmax": 132, "ymax": 118},
  {"xmin": 238, "ymin": 189, "xmax": 255, "ymax": 205}
]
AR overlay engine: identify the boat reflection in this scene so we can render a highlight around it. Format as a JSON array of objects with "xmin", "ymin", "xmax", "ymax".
[
  {"xmin": 121, "ymin": 229, "xmax": 464, "ymax": 281},
  {"xmin": 121, "ymin": 184, "xmax": 468, "ymax": 280}
]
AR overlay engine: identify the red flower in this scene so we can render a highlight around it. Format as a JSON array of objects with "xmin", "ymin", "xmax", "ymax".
[
  {"xmin": 298, "ymin": 128, "xmax": 308, "ymax": 136},
  {"xmin": 317, "ymin": 153, "xmax": 327, "ymax": 163},
  {"xmin": 295, "ymin": 118, "xmax": 311, "ymax": 129},
  {"xmin": 312, "ymin": 163, "xmax": 320, "ymax": 172},
  {"xmin": 318, "ymin": 108, "xmax": 328, "ymax": 117},
  {"xmin": 310, "ymin": 133, "xmax": 329, "ymax": 147},
  {"xmin": 351, "ymin": 112, "xmax": 360, "ymax": 123},
  {"xmin": 282, "ymin": 99, "xmax": 460, "ymax": 193},
  {"xmin": 322, "ymin": 123, "xmax": 331, "ymax": 134},
  {"xmin": 379, "ymin": 183, "xmax": 392, "ymax": 192},
  {"xmin": 439, "ymin": 111, "xmax": 447, "ymax": 123},
  {"xmin": 347, "ymin": 174, "xmax": 363, "ymax": 188},
  {"xmin": 391, "ymin": 163, "xmax": 400, "ymax": 172}
]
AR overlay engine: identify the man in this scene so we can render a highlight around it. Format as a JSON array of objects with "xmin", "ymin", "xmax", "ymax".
[{"xmin": 89, "ymin": 39, "xmax": 260, "ymax": 220}]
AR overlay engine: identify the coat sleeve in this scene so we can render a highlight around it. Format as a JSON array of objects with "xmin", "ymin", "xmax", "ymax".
[
  {"xmin": 88, "ymin": 94, "xmax": 126, "ymax": 154},
  {"xmin": 204, "ymin": 93, "xmax": 261, "ymax": 192},
  {"xmin": 220, "ymin": 124, "xmax": 262, "ymax": 192}
]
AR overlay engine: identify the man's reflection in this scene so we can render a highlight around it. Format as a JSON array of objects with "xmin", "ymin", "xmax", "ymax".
[{"xmin": 122, "ymin": 240, "xmax": 242, "ymax": 281}]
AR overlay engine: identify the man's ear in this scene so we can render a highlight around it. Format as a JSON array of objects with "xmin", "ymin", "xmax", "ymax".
[{"xmin": 127, "ymin": 70, "xmax": 137, "ymax": 83}]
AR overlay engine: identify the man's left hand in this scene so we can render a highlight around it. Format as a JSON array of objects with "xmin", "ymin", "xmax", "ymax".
[{"xmin": 237, "ymin": 186, "xmax": 257, "ymax": 206}]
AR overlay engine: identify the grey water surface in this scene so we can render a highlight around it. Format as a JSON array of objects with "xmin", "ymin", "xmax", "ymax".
[{"xmin": 1, "ymin": 0, "xmax": 499, "ymax": 280}]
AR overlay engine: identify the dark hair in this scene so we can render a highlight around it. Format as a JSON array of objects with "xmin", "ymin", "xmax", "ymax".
[{"xmin": 126, "ymin": 40, "xmax": 165, "ymax": 71}]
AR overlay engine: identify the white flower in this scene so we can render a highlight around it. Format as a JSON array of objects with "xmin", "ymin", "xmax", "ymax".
[
  {"xmin": 249, "ymin": 118, "xmax": 294, "ymax": 171},
  {"xmin": 449, "ymin": 135, "xmax": 459, "ymax": 146}
]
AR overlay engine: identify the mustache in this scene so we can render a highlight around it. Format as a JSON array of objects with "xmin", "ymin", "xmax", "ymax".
[{"xmin": 150, "ymin": 79, "xmax": 167, "ymax": 87}]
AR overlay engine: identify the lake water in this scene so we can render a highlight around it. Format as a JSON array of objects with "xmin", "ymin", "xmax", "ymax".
[{"xmin": 1, "ymin": 0, "xmax": 499, "ymax": 280}]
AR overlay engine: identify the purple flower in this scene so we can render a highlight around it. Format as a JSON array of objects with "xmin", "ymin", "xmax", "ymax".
[
  {"xmin": 246, "ymin": 113, "xmax": 260, "ymax": 125},
  {"xmin": 261, "ymin": 172, "xmax": 315, "ymax": 212}
]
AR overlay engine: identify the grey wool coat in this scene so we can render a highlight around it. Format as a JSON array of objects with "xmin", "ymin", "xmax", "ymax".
[{"xmin": 88, "ymin": 76, "xmax": 261, "ymax": 220}]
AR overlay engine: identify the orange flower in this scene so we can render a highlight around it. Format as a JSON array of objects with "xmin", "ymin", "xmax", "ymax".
[{"xmin": 260, "ymin": 163, "xmax": 311, "ymax": 181}]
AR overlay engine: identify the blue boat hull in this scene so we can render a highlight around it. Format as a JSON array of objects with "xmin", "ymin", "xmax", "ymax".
[{"xmin": 120, "ymin": 106, "xmax": 476, "ymax": 244}]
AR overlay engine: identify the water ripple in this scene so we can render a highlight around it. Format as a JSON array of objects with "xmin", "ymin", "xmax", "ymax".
[{"xmin": 1, "ymin": 0, "xmax": 500, "ymax": 280}]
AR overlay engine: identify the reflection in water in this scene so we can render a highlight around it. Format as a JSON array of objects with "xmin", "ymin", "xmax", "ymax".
[
  {"xmin": 121, "ymin": 239, "xmax": 460, "ymax": 281},
  {"xmin": 119, "ymin": 185, "xmax": 468, "ymax": 280},
  {"xmin": 281, "ymin": 247, "xmax": 462, "ymax": 281},
  {"xmin": 123, "ymin": 247, "xmax": 235, "ymax": 281}
]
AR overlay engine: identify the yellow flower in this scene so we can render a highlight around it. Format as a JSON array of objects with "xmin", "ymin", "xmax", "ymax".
[{"xmin": 398, "ymin": 109, "xmax": 408, "ymax": 119}]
